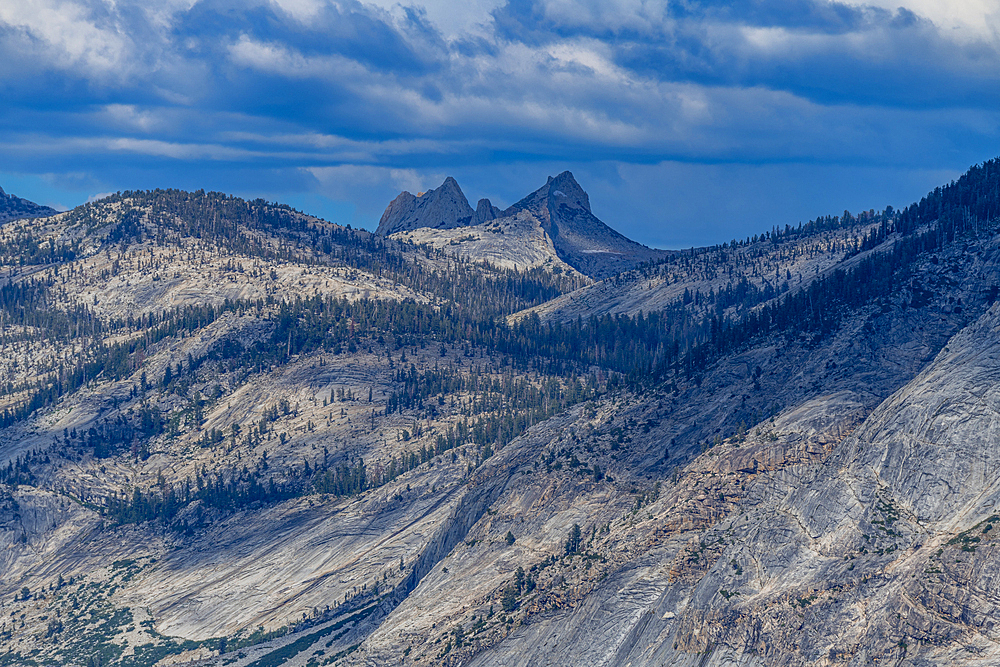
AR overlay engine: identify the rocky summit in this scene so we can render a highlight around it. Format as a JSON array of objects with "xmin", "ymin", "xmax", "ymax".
[
  {"xmin": 4, "ymin": 160, "xmax": 1000, "ymax": 667},
  {"xmin": 377, "ymin": 173, "xmax": 670, "ymax": 279}
]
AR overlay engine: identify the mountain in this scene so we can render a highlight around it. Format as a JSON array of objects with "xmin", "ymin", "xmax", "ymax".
[
  {"xmin": 0, "ymin": 185, "xmax": 58, "ymax": 224},
  {"xmin": 391, "ymin": 209, "xmax": 588, "ymax": 278},
  {"xmin": 4, "ymin": 161, "xmax": 1000, "ymax": 666},
  {"xmin": 503, "ymin": 171, "xmax": 669, "ymax": 278},
  {"xmin": 516, "ymin": 211, "xmax": 885, "ymax": 324},
  {"xmin": 376, "ymin": 172, "xmax": 671, "ymax": 279},
  {"xmin": 375, "ymin": 176, "xmax": 474, "ymax": 235}
]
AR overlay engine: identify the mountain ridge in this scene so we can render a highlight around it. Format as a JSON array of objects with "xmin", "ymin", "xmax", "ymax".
[
  {"xmin": 0, "ymin": 186, "xmax": 59, "ymax": 224},
  {"xmin": 376, "ymin": 172, "xmax": 671, "ymax": 279}
]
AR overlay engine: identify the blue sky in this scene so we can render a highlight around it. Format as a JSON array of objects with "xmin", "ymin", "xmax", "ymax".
[{"xmin": 1, "ymin": 0, "xmax": 997, "ymax": 248}]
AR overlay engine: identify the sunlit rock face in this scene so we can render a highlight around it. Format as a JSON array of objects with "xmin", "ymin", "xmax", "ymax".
[{"xmin": 375, "ymin": 177, "xmax": 474, "ymax": 236}]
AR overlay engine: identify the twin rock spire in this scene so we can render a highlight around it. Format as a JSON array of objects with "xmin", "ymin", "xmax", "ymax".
[
  {"xmin": 375, "ymin": 172, "xmax": 590, "ymax": 237},
  {"xmin": 374, "ymin": 171, "xmax": 665, "ymax": 280}
]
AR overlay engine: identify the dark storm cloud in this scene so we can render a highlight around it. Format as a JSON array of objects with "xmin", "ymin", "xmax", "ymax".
[
  {"xmin": 173, "ymin": 0, "xmax": 442, "ymax": 77},
  {"xmin": 493, "ymin": 0, "xmax": 1000, "ymax": 109}
]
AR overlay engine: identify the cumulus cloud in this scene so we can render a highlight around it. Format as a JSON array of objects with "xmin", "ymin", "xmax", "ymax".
[
  {"xmin": 86, "ymin": 192, "xmax": 115, "ymax": 203},
  {"xmin": 0, "ymin": 1, "xmax": 133, "ymax": 74}
]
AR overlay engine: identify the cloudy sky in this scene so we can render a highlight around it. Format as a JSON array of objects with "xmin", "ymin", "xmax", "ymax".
[{"xmin": 1, "ymin": 0, "xmax": 998, "ymax": 247}]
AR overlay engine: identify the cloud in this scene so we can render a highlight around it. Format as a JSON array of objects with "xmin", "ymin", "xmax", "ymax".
[
  {"xmin": 850, "ymin": 0, "xmax": 1000, "ymax": 42},
  {"xmin": 86, "ymin": 192, "xmax": 115, "ymax": 204},
  {"xmin": 0, "ymin": 1, "xmax": 133, "ymax": 74},
  {"xmin": 0, "ymin": 0, "xmax": 997, "ymax": 246},
  {"xmin": 495, "ymin": 0, "xmax": 1000, "ymax": 109},
  {"xmin": 307, "ymin": 164, "xmax": 432, "ymax": 198}
]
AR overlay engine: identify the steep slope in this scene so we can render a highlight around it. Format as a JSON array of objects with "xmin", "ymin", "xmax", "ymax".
[
  {"xmin": 389, "ymin": 210, "xmax": 587, "ymax": 277},
  {"xmin": 503, "ymin": 171, "xmax": 669, "ymax": 279},
  {"xmin": 517, "ymin": 212, "xmax": 888, "ymax": 324},
  {"xmin": 348, "ymin": 211, "xmax": 1000, "ymax": 667},
  {"xmin": 0, "ymin": 188, "xmax": 589, "ymax": 666},
  {"xmin": 5, "ymin": 160, "xmax": 1000, "ymax": 667},
  {"xmin": 0, "ymin": 185, "xmax": 58, "ymax": 224},
  {"xmin": 665, "ymin": 296, "xmax": 1000, "ymax": 665}
]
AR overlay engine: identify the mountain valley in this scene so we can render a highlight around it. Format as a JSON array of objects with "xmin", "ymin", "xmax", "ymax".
[{"xmin": 2, "ymin": 163, "xmax": 1000, "ymax": 667}]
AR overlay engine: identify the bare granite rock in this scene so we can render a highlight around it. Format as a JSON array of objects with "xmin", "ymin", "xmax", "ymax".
[
  {"xmin": 8, "ymin": 175, "xmax": 1000, "ymax": 667},
  {"xmin": 375, "ymin": 177, "xmax": 473, "ymax": 236},
  {"xmin": 378, "ymin": 172, "xmax": 670, "ymax": 279}
]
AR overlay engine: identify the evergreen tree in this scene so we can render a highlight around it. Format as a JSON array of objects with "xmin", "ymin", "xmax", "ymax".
[
  {"xmin": 501, "ymin": 585, "xmax": 518, "ymax": 612},
  {"xmin": 565, "ymin": 523, "xmax": 582, "ymax": 555}
]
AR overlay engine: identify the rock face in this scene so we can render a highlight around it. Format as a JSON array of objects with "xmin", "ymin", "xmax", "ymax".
[
  {"xmin": 377, "ymin": 172, "xmax": 670, "ymax": 279},
  {"xmin": 471, "ymin": 198, "xmax": 501, "ymax": 226},
  {"xmin": 375, "ymin": 177, "xmax": 473, "ymax": 235},
  {"xmin": 389, "ymin": 210, "xmax": 586, "ymax": 276},
  {"xmin": 348, "ymin": 228, "xmax": 1000, "ymax": 667},
  {"xmin": 0, "ymin": 186, "xmax": 58, "ymax": 224},
  {"xmin": 502, "ymin": 171, "xmax": 667, "ymax": 279}
]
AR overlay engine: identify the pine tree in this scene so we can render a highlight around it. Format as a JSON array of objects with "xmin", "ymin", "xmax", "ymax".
[
  {"xmin": 501, "ymin": 585, "xmax": 518, "ymax": 612},
  {"xmin": 564, "ymin": 523, "xmax": 582, "ymax": 555}
]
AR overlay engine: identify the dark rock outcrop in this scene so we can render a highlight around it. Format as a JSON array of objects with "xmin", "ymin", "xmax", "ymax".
[
  {"xmin": 0, "ymin": 186, "xmax": 58, "ymax": 224},
  {"xmin": 375, "ymin": 177, "xmax": 473, "ymax": 235},
  {"xmin": 471, "ymin": 198, "xmax": 501, "ymax": 226},
  {"xmin": 502, "ymin": 171, "xmax": 669, "ymax": 279}
]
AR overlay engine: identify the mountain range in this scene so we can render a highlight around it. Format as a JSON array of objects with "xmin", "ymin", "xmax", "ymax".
[
  {"xmin": 2, "ymin": 163, "xmax": 1000, "ymax": 666},
  {"xmin": 376, "ymin": 171, "xmax": 670, "ymax": 279}
]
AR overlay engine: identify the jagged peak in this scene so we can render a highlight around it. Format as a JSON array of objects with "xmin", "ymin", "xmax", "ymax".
[
  {"xmin": 505, "ymin": 171, "xmax": 591, "ymax": 219},
  {"xmin": 547, "ymin": 171, "xmax": 590, "ymax": 213},
  {"xmin": 376, "ymin": 176, "xmax": 473, "ymax": 235},
  {"xmin": 439, "ymin": 176, "xmax": 461, "ymax": 192},
  {"xmin": 472, "ymin": 198, "xmax": 501, "ymax": 226}
]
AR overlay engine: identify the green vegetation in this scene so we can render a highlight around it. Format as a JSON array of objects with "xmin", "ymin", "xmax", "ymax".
[
  {"xmin": 564, "ymin": 523, "xmax": 582, "ymax": 556},
  {"xmin": 243, "ymin": 605, "xmax": 376, "ymax": 667},
  {"xmin": 6, "ymin": 158, "xmax": 1000, "ymax": 531},
  {"xmin": 0, "ymin": 559, "xmax": 208, "ymax": 667},
  {"xmin": 946, "ymin": 514, "xmax": 1000, "ymax": 553}
]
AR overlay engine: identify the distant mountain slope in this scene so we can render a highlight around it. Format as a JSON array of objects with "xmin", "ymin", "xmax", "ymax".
[
  {"xmin": 376, "ymin": 172, "xmax": 671, "ymax": 279},
  {"xmin": 503, "ymin": 171, "xmax": 669, "ymax": 278},
  {"xmin": 0, "ymin": 186, "xmax": 58, "ymax": 224},
  {"xmin": 516, "ymin": 210, "xmax": 891, "ymax": 324},
  {"xmin": 391, "ymin": 209, "xmax": 587, "ymax": 278}
]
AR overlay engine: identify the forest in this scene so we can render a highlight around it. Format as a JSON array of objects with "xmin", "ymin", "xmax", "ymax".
[{"xmin": 3, "ymin": 158, "xmax": 1000, "ymax": 528}]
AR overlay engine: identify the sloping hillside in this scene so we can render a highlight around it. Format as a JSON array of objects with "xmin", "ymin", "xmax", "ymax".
[
  {"xmin": 4, "ymin": 160, "xmax": 1000, "ymax": 666},
  {"xmin": 0, "ymin": 186, "xmax": 58, "ymax": 224}
]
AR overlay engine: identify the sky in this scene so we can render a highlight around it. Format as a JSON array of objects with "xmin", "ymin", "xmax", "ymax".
[{"xmin": 1, "ymin": 0, "xmax": 998, "ymax": 248}]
